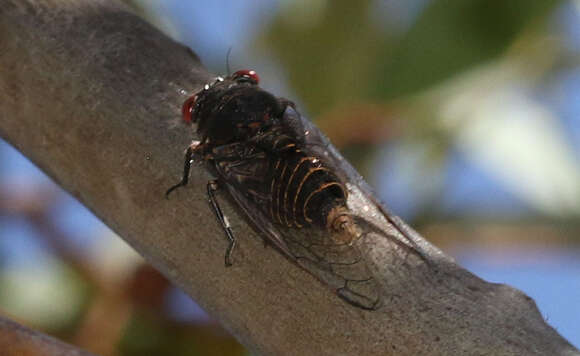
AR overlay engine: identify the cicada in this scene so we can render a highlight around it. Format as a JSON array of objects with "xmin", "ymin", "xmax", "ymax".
[{"xmin": 167, "ymin": 69, "xmax": 424, "ymax": 310}]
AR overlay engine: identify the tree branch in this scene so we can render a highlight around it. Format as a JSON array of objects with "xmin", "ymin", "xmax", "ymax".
[
  {"xmin": 0, "ymin": 1, "xmax": 577, "ymax": 355},
  {"xmin": 0, "ymin": 315, "xmax": 96, "ymax": 356}
]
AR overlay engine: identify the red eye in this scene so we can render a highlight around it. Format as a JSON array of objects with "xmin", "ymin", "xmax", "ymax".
[
  {"xmin": 232, "ymin": 69, "xmax": 260, "ymax": 85},
  {"xmin": 181, "ymin": 95, "xmax": 197, "ymax": 124}
]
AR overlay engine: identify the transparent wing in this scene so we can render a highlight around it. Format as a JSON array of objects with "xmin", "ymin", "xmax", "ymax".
[
  {"xmin": 224, "ymin": 181, "xmax": 295, "ymax": 259},
  {"xmin": 277, "ymin": 224, "xmax": 381, "ymax": 309},
  {"xmin": 221, "ymin": 172, "xmax": 381, "ymax": 310},
  {"xmin": 281, "ymin": 105, "xmax": 429, "ymax": 261},
  {"xmin": 211, "ymin": 122, "xmax": 385, "ymax": 310}
]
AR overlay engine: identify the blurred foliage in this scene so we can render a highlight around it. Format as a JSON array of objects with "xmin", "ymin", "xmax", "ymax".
[
  {"xmin": 259, "ymin": 0, "xmax": 565, "ymax": 177},
  {"xmin": 261, "ymin": 0, "xmax": 383, "ymax": 116},
  {"xmin": 120, "ymin": 312, "xmax": 245, "ymax": 356},
  {"xmin": 372, "ymin": 0, "xmax": 562, "ymax": 99},
  {"xmin": 261, "ymin": 0, "xmax": 562, "ymax": 113}
]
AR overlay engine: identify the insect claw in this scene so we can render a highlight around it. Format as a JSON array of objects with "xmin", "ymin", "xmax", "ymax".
[
  {"xmin": 166, "ymin": 142, "xmax": 198, "ymax": 198},
  {"xmin": 207, "ymin": 180, "xmax": 238, "ymax": 267},
  {"xmin": 223, "ymin": 226, "xmax": 236, "ymax": 267},
  {"xmin": 165, "ymin": 184, "xmax": 180, "ymax": 199},
  {"xmin": 225, "ymin": 240, "xmax": 236, "ymax": 267}
]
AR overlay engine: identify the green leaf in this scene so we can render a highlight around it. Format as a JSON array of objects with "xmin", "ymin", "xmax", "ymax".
[{"xmin": 371, "ymin": 0, "xmax": 562, "ymax": 99}]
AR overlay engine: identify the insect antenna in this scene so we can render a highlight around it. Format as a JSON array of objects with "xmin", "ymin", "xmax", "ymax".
[{"xmin": 225, "ymin": 46, "xmax": 233, "ymax": 76}]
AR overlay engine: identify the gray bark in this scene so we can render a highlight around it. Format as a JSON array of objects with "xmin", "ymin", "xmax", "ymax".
[{"xmin": 0, "ymin": 1, "xmax": 577, "ymax": 355}]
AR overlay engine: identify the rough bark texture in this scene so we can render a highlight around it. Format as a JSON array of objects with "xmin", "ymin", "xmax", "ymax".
[
  {"xmin": 0, "ymin": 1, "xmax": 577, "ymax": 355},
  {"xmin": 0, "ymin": 316, "xmax": 96, "ymax": 356}
]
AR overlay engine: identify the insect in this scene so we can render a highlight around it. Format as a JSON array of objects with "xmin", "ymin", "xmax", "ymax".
[{"xmin": 167, "ymin": 69, "xmax": 425, "ymax": 310}]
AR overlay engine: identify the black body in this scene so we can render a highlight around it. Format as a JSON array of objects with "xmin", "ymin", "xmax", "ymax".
[
  {"xmin": 201, "ymin": 88, "xmax": 348, "ymax": 231},
  {"xmin": 167, "ymin": 74, "xmax": 383, "ymax": 309}
]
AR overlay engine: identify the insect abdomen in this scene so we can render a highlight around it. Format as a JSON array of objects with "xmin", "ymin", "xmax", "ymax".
[{"xmin": 269, "ymin": 154, "xmax": 347, "ymax": 229}]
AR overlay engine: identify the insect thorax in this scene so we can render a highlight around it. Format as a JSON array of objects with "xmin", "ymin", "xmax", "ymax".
[{"xmin": 194, "ymin": 81, "xmax": 284, "ymax": 146}]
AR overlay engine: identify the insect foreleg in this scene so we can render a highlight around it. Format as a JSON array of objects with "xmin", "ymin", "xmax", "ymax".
[
  {"xmin": 165, "ymin": 141, "xmax": 201, "ymax": 198},
  {"xmin": 207, "ymin": 180, "xmax": 237, "ymax": 267}
]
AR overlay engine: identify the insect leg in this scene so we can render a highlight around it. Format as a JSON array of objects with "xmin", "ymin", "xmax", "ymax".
[
  {"xmin": 165, "ymin": 141, "xmax": 200, "ymax": 198},
  {"xmin": 207, "ymin": 180, "xmax": 236, "ymax": 267}
]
